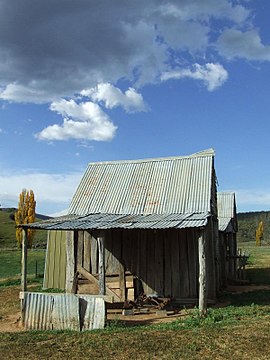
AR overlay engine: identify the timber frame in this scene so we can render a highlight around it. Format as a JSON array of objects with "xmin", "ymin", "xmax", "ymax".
[{"xmin": 21, "ymin": 222, "xmax": 217, "ymax": 315}]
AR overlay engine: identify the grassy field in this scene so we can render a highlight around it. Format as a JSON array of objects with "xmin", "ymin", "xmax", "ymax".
[
  {"xmin": 0, "ymin": 249, "xmax": 46, "ymax": 280},
  {"xmin": 0, "ymin": 291, "xmax": 270, "ymax": 359},
  {"xmin": 0, "ymin": 209, "xmax": 47, "ymax": 249},
  {"xmin": 0, "ymin": 241, "xmax": 269, "ymax": 359},
  {"xmin": 238, "ymin": 241, "xmax": 270, "ymax": 285}
]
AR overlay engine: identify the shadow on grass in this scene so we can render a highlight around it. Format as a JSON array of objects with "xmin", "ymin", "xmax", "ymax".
[
  {"xmin": 224, "ymin": 289, "xmax": 270, "ymax": 306},
  {"xmin": 246, "ymin": 267, "xmax": 270, "ymax": 285}
]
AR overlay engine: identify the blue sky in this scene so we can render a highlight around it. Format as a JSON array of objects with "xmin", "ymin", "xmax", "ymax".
[{"xmin": 0, "ymin": 0, "xmax": 270, "ymax": 215}]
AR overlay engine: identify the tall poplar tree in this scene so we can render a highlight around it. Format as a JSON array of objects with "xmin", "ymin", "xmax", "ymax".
[
  {"xmin": 255, "ymin": 221, "xmax": 264, "ymax": 247},
  {"xmin": 15, "ymin": 189, "xmax": 36, "ymax": 248}
]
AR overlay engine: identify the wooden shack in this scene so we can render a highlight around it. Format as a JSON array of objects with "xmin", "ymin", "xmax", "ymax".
[
  {"xmin": 217, "ymin": 192, "xmax": 238, "ymax": 287},
  {"xmin": 22, "ymin": 149, "xmax": 221, "ymax": 313}
]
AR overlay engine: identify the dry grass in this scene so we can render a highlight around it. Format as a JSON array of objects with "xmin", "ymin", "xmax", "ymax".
[
  {"xmin": 0, "ymin": 315, "xmax": 270, "ymax": 359},
  {"xmin": 0, "ymin": 241, "xmax": 270, "ymax": 359}
]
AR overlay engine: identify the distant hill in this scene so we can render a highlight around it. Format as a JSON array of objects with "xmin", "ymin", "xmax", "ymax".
[
  {"xmin": 237, "ymin": 211, "xmax": 270, "ymax": 243},
  {"xmin": 0, "ymin": 208, "xmax": 48, "ymax": 249}
]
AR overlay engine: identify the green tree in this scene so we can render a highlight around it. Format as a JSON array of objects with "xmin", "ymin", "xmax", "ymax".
[{"xmin": 14, "ymin": 189, "xmax": 36, "ymax": 248}]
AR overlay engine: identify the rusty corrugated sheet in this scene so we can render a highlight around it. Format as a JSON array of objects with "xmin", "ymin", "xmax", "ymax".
[
  {"xmin": 68, "ymin": 149, "xmax": 215, "ymax": 216},
  {"xmin": 22, "ymin": 293, "xmax": 105, "ymax": 331}
]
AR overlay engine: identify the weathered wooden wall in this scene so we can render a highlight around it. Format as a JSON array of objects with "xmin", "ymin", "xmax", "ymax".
[
  {"xmin": 43, "ymin": 230, "xmax": 67, "ymax": 290},
  {"xmin": 44, "ymin": 223, "xmax": 217, "ymax": 302},
  {"xmin": 74, "ymin": 227, "xmax": 214, "ymax": 301}
]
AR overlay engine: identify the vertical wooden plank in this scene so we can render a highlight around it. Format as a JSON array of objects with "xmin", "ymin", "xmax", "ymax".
[
  {"xmin": 119, "ymin": 261, "xmax": 126, "ymax": 301},
  {"xmin": 90, "ymin": 233, "xmax": 98, "ymax": 275},
  {"xmin": 208, "ymin": 219, "xmax": 217, "ymax": 300},
  {"xmin": 164, "ymin": 230, "xmax": 172, "ymax": 297},
  {"xmin": 43, "ymin": 230, "xmax": 54, "ymax": 289},
  {"xmin": 97, "ymin": 235, "xmax": 105, "ymax": 295},
  {"xmin": 155, "ymin": 231, "xmax": 163, "ymax": 296},
  {"xmin": 187, "ymin": 229, "xmax": 197, "ymax": 298},
  {"xmin": 213, "ymin": 218, "xmax": 220, "ymax": 293},
  {"xmin": 146, "ymin": 231, "xmax": 156, "ymax": 295},
  {"xmin": 179, "ymin": 230, "xmax": 189, "ymax": 298},
  {"xmin": 130, "ymin": 230, "xmax": 137, "ymax": 275},
  {"xmin": 198, "ymin": 229, "xmax": 207, "ymax": 316},
  {"xmin": 77, "ymin": 231, "xmax": 84, "ymax": 267},
  {"xmin": 83, "ymin": 231, "xmax": 91, "ymax": 273},
  {"xmin": 122, "ymin": 232, "xmax": 131, "ymax": 273},
  {"xmin": 58, "ymin": 231, "xmax": 67, "ymax": 289},
  {"xmin": 21, "ymin": 229, "xmax": 28, "ymax": 292},
  {"xmin": 171, "ymin": 229, "xmax": 180, "ymax": 298},
  {"xmin": 140, "ymin": 230, "xmax": 149, "ymax": 295},
  {"xmin": 53, "ymin": 231, "xmax": 61, "ymax": 288},
  {"xmin": 111, "ymin": 229, "xmax": 122, "ymax": 274},
  {"xmin": 66, "ymin": 231, "xmax": 76, "ymax": 294}
]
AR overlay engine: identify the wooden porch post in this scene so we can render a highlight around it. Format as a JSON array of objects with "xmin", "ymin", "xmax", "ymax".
[
  {"xmin": 66, "ymin": 230, "xmax": 77, "ymax": 293},
  {"xmin": 198, "ymin": 229, "xmax": 207, "ymax": 316},
  {"xmin": 97, "ymin": 235, "xmax": 105, "ymax": 295},
  {"xmin": 21, "ymin": 228, "xmax": 28, "ymax": 292}
]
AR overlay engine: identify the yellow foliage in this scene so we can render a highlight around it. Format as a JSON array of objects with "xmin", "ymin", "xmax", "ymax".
[
  {"xmin": 255, "ymin": 221, "xmax": 264, "ymax": 247},
  {"xmin": 15, "ymin": 189, "xmax": 36, "ymax": 248}
]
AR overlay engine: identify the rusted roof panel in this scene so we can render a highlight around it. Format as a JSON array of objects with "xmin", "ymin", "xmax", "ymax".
[{"xmin": 68, "ymin": 149, "xmax": 215, "ymax": 216}]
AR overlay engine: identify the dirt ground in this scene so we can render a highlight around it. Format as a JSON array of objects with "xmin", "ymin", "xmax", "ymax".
[{"xmin": 1, "ymin": 284, "xmax": 270, "ymax": 333}]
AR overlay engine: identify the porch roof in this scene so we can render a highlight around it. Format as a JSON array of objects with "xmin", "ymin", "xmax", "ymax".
[{"xmin": 20, "ymin": 212, "xmax": 210, "ymax": 231}]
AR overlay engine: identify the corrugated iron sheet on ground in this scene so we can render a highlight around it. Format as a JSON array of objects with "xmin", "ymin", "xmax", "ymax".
[{"xmin": 22, "ymin": 292, "xmax": 105, "ymax": 331}]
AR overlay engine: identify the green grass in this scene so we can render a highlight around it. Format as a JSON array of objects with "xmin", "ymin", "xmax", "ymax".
[
  {"xmin": 238, "ymin": 241, "xmax": 270, "ymax": 284},
  {"xmin": 0, "ymin": 209, "xmax": 47, "ymax": 249},
  {"xmin": 0, "ymin": 306, "xmax": 270, "ymax": 359},
  {"xmin": 0, "ymin": 249, "xmax": 46, "ymax": 279}
]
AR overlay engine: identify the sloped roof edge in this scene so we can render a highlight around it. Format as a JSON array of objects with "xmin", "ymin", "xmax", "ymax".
[{"xmin": 87, "ymin": 148, "xmax": 215, "ymax": 166}]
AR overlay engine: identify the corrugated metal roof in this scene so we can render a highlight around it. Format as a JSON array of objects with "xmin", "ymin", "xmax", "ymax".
[
  {"xmin": 217, "ymin": 192, "xmax": 237, "ymax": 232},
  {"xmin": 68, "ymin": 149, "xmax": 215, "ymax": 216},
  {"xmin": 218, "ymin": 218, "xmax": 233, "ymax": 232},
  {"xmin": 23, "ymin": 212, "xmax": 210, "ymax": 230},
  {"xmin": 217, "ymin": 192, "xmax": 236, "ymax": 218}
]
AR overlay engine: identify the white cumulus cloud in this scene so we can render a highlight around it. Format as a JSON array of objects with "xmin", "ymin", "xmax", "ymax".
[
  {"xmin": 36, "ymin": 99, "xmax": 117, "ymax": 141},
  {"xmin": 81, "ymin": 83, "xmax": 148, "ymax": 113},
  {"xmin": 0, "ymin": 1, "xmax": 268, "ymax": 142},
  {"xmin": 161, "ymin": 63, "xmax": 228, "ymax": 91}
]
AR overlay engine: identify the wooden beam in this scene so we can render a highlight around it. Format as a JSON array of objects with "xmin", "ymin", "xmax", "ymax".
[
  {"xmin": 77, "ymin": 264, "xmax": 118, "ymax": 299},
  {"xmin": 119, "ymin": 262, "xmax": 126, "ymax": 301},
  {"xmin": 65, "ymin": 231, "xmax": 77, "ymax": 293},
  {"xmin": 21, "ymin": 229, "xmax": 28, "ymax": 292},
  {"xmin": 198, "ymin": 230, "xmax": 207, "ymax": 316},
  {"xmin": 97, "ymin": 236, "xmax": 105, "ymax": 296}
]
